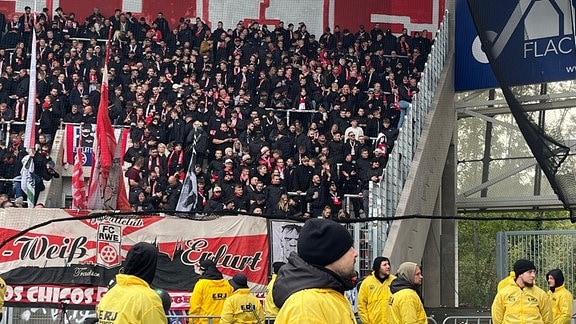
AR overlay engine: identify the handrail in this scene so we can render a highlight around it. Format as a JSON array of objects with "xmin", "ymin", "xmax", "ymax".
[{"xmin": 441, "ymin": 315, "xmax": 492, "ymax": 324}]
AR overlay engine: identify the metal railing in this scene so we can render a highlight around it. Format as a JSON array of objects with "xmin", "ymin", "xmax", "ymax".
[
  {"xmin": 369, "ymin": 10, "xmax": 450, "ymax": 227},
  {"xmin": 442, "ymin": 315, "xmax": 492, "ymax": 324},
  {"xmin": 496, "ymin": 230, "xmax": 576, "ymax": 292}
]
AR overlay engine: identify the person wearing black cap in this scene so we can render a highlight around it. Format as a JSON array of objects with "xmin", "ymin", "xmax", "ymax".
[
  {"xmin": 265, "ymin": 262, "xmax": 285, "ymax": 319},
  {"xmin": 96, "ymin": 242, "xmax": 167, "ymax": 323},
  {"xmin": 272, "ymin": 218, "xmax": 357, "ymax": 323},
  {"xmin": 358, "ymin": 257, "xmax": 396, "ymax": 324},
  {"xmin": 546, "ymin": 268, "xmax": 572, "ymax": 324},
  {"xmin": 188, "ymin": 259, "xmax": 232, "ymax": 324},
  {"xmin": 220, "ymin": 273, "xmax": 264, "ymax": 324},
  {"xmin": 492, "ymin": 259, "xmax": 552, "ymax": 324}
]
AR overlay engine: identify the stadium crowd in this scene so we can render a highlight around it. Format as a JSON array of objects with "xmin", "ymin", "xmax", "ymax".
[{"xmin": 0, "ymin": 6, "xmax": 429, "ymax": 214}]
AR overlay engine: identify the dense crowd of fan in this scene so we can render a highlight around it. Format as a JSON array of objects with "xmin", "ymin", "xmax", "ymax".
[{"xmin": 0, "ymin": 6, "xmax": 430, "ymax": 213}]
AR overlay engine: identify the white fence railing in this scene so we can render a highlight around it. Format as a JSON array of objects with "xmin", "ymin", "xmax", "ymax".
[{"xmin": 368, "ymin": 10, "xmax": 451, "ymax": 243}]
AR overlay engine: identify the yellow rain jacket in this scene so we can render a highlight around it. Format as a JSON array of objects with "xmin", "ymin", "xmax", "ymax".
[
  {"xmin": 220, "ymin": 288, "xmax": 264, "ymax": 324},
  {"xmin": 275, "ymin": 288, "xmax": 356, "ymax": 324},
  {"xmin": 387, "ymin": 285, "xmax": 427, "ymax": 324},
  {"xmin": 272, "ymin": 254, "xmax": 356, "ymax": 324},
  {"xmin": 497, "ymin": 272, "xmax": 516, "ymax": 292},
  {"xmin": 264, "ymin": 274, "xmax": 280, "ymax": 316},
  {"xmin": 96, "ymin": 274, "xmax": 167, "ymax": 324},
  {"xmin": 189, "ymin": 278, "xmax": 233, "ymax": 324},
  {"xmin": 548, "ymin": 285, "xmax": 573, "ymax": 324},
  {"xmin": 357, "ymin": 272, "xmax": 396, "ymax": 324},
  {"xmin": 491, "ymin": 284, "xmax": 552, "ymax": 324},
  {"xmin": 0, "ymin": 277, "xmax": 6, "ymax": 319}
]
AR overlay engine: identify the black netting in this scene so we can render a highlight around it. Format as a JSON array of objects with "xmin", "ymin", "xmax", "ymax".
[{"xmin": 468, "ymin": 0, "xmax": 576, "ymax": 221}]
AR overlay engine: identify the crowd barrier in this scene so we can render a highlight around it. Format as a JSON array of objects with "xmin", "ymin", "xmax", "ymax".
[{"xmin": 441, "ymin": 315, "xmax": 491, "ymax": 324}]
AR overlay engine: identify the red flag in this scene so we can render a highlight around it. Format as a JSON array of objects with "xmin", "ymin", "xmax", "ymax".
[
  {"xmin": 116, "ymin": 129, "xmax": 131, "ymax": 211},
  {"xmin": 87, "ymin": 27, "xmax": 120, "ymax": 210},
  {"xmin": 71, "ymin": 147, "xmax": 87, "ymax": 210},
  {"xmin": 110, "ymin": 128, "xmax": 131, "ymax": 211}
]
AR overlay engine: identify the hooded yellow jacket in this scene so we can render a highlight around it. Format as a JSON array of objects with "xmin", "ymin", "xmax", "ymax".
[
  {"xmin": 497, "ymin": 272, "xmax": 516, "ymax": 292},
  {"xmin": 491, "ymin": 284, "xmax": 552, "ymax": 324},
  {"xmin": 387, "ymin": 285, "xmax": 427, "ymax": 324},
  {"xmin": 264, "ymin": 274, "xmax": 280, "ymax": 316},
  {"xmin": 189, "ymin": 278, "xmax": 233, "ymax": 324},
  {"xmin": 357, "ymin": 272, "xmax": 396, "ymax": 324},
  {"xmin": 548, "ymin": 285, "xmax": 573, "ymax": 324},
  {"xmin": 220, "ymin": 288, "xmax": 264, "ymax": 324},
  {"xmin": 275, "ymin": 287, "xmax": 357, "ymax": 324},
  {"xmin": 96, "ymin": 274, "xmax": 167, "ymax": 324}
]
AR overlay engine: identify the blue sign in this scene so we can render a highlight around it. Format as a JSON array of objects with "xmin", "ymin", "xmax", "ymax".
[
  {"xmin": 457, "ymin": 0, "xmax": 576, "ymax": 91},
  {"xmin": 455, "ymin": 0, "xmax": 498, "ymax": 91}
]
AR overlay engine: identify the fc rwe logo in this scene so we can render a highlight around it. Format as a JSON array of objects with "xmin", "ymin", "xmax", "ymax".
[{"xmin": 96, "ymin": 224, "xmax": 121, "ymax": 268}]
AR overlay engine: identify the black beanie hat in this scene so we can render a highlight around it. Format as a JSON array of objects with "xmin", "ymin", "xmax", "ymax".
[
  {"xmin": 297, "ymin": 218, "xmax": 353, "ymax": 267},
  {"xmin": 546, "ymin": 268, "xmax": 564, "ymax": 288},
  {"xmin": 513, "ymin": 259, "xmax": 536, "ymax": 277}
]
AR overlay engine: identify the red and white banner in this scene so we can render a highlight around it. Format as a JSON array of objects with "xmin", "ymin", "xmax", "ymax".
[
  {"xmin": 0, "ymin": 0, "xmax": 444, "ymax": 37},
  {"xmin": 0, "ymin": 210, "xmax": 269, "ymax": 310}
]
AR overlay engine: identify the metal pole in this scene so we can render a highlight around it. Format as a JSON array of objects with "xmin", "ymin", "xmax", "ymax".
[{"xmin": 5, "ymin": 122, "xmax": 10, "ymax": 147}]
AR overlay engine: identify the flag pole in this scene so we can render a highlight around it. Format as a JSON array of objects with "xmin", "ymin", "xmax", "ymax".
[
  {"xmin": 86, "ymin": 26, "xmax": 115, "ymax": 210},
  {"xmin": 24, "ymin": 8, "xmax": 37, "ymax": 150}
]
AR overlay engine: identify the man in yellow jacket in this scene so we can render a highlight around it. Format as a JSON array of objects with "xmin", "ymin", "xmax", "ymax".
[
  {"xmin": 387, "ymin": 262, "xmax": 427, "ymax": 324},
  {"xmin": 546, "ymin": 268, "xmax": 573, "ymax": 324},
  {"xmin": 491, "ymin": 259, "xmax": 552, "ymax": 324},
  {"xmin": 264, "ymin": 262, "xmax": 284, "ymax": 318},
  {"xmin": 189, "ymin": 259, "xmax": 233, "ymax": 324},
  {"xmin": 220, "ymin": 273, "xmax": 265, "ymax": 324},
  {"xmin": 358, "ymin": 256, "xmax": 395, "ymax": 324},
  {"xmin": 96, "ymin": 242, "xmax": 167, "ymax": 324},
  {"xmin": 273, "ymin": 218, "xmax": 358, "ymax": 323}
]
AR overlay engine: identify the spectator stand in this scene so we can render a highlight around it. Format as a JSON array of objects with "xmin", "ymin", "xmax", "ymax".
[{"xmin": 0, "ymin": 6, "xmax": 440, "ymax": 223}]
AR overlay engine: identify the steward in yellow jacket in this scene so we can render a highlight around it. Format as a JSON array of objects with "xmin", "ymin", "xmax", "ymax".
[
  {"xmin": 546, "ymin": 269, "xmax": 573, "ymax": 324},
  {"xmin": 491, "ymin": 259, "xmax": 552, "ymax": 324},
  {"xmin": 96, "ymin": 242, "xmax": 167, "ymax": 324},
  {"xmin": 189, "ymin": 259, "xmax": 233, "ymax": 324},
  {"xmin": 387, "ymin": 262, "xmax": 427, "ymax": 324},
  {"xmin": 272, "ymin": 219, "xmax": 358, "ymax": 324},
  {"xmin": 358, "ymin": 257, "xmax": 396, "ymax": 324},
  {"xmin": 220, "ymin": 274, "xmax": 264, "ymax": 324},
  {"xmin": 264, "ymin": 262, "xmax": 284, "ymax": 317}
]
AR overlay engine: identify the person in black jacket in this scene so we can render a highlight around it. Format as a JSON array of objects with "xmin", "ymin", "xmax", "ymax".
[
  {"xmin": 204, "ymin": 186, "xmax": 225, "ymax": 212},
  {"xmin": 133, "ymin": 191, "xmax": 155, "ymax": 212},
  {"xmin": 264, "ymin": 174, "xmax": 286, "ymax": 213},
  {"xmin": 306, "ymin": 174, "xmax": 328, "ymax": 217},
  {"xmin": 62, "ymin": 105, "xmax": 84, "ymax": 123},
  {"xmin": 162, "ymin": 175, "xmax": 182, "ymax": 210},
  {"xmin": 38, "ymin": 101, "xmax": 58, "ymax": 143}
]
